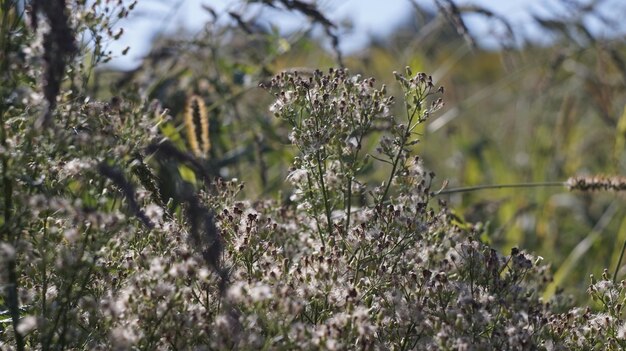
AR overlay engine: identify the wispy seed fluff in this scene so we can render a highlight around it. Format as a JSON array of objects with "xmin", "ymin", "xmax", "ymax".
[
  {"xmin": 566, "ymin": 175, "xmax": 626, "ymax": 192},
  {"xmin": 184, "ymin": 95, "xmax": 210, "ymax": 158}
]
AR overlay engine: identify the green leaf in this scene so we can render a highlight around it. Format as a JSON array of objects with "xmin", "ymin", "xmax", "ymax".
[{"xmin": 178, "ymin": 164, "xmax": 197, "ymax": 185}]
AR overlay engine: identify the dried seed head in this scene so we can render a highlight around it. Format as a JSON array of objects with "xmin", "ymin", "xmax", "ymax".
[
  {"xmin": 566, "ymin": 175, "xmax": 626, "ymax": 192},
  {"xmin": 184, "ymin": 95, "xmax": 210, "ymax": 158}
]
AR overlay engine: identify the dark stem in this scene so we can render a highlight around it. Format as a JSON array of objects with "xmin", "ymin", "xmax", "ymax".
[
  {"xmin": 614, "ymin": 239, "xmax": 626, "ymax": 284},
  {"xmin": 0, "ymin": 2, "xmax": 22, "ymax": 346}
]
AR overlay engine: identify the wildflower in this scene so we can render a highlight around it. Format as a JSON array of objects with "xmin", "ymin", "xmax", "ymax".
[
  {"xmin": 0, "ymin": 243, "xmax": 16, "ymax": 261},
  {"xmin": 60, "ymin": 158, "xmax": 95, "ymax": 179},
  {"xmin": 144, "ymin": 204, "xmax": 164, "ymax": 226},
  {"xmin": 286, "ymin": 168, "xmax": 308, "ymax": 185},
  {"xmin": 110, "ymin": 325, "xmax": 139, "ymax": 349},
  {"xmin": 618, "ymin": 322, "xmax": 626, "ymax": 339},
  {"xmin": 149, "ymin": 257, "xmax": 165, "ymax": 276},
  {"xmin": 249, "ymin": 283, "xmax": 273, "ymax": 302},
  {"xmin": 269, "ymin": 90, "xmax": 295, "ymax": 115},
  {"xmin": 16, "ymin": 316, "xmax": 38, "ymax": 336},
  {"xmin": 63, "ymin": 228, "xmax": 79, "ymax": 243}
]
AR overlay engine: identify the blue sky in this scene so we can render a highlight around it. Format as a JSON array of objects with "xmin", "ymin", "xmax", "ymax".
[{"xmin": 105, "ymin": 0, "xmax": 625, "ymax": 69}]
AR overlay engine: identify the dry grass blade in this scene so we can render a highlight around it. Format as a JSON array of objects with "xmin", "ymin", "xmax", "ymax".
[{"xmin": 434, "ymin": 0, "xmax": 476, "ymax": 48}]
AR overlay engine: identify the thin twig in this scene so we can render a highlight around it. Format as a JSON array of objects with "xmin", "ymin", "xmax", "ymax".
[{"xmin": 435, "ymin": 182, "xmax": 566, "ymax": 196}]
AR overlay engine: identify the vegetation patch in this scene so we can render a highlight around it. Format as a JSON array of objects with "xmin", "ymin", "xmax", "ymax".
[{"xmin": 1, "ymin": 0, "xmax": 626, "ymax": 349}]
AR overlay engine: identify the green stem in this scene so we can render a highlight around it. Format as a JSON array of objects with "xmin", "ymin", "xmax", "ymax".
[
  {"xmin": 344, "ymin": 132, "xmax": 366, "ymax": 235},
  {"xmin": 379, "ymin": 141, "xmax": 404, "ymax": 206},
  {"xmin": 378, "ymin": 101, "xmax": 421, "ymax": 207},
  {"xmin": 344, "ymin": 176, "xmax": 352, "ymax": 235},
  {"xmin": 435, "ymin": 182, "xmax": 565, "ymax": 196},
  {"xmin": 315, "ymin": 151, "xmax": 333, "ymax": 241},
  {"xmin": 40, "ymin": 217, "xmax": 49, "ymax": 351},
  {"xmin": 44, "ymin": 224, "xmax": 93, "ymax": 348},
  {"xmin": 306, "ymin": 171, "xmax": 326, "ymax": 250}
]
